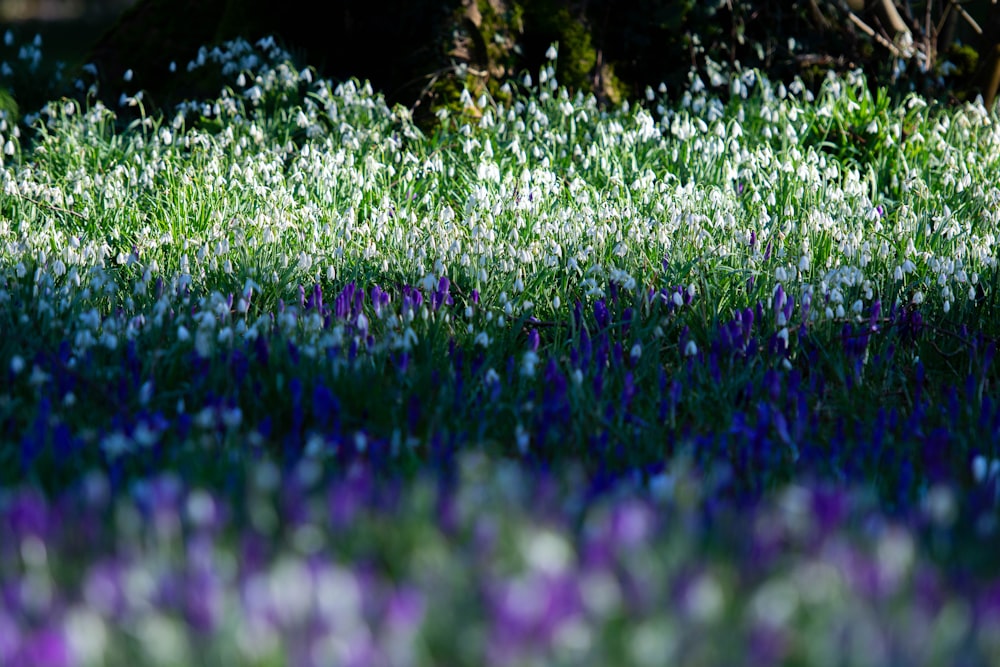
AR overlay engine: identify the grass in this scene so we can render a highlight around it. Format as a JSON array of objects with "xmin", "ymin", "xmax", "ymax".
[{"xmin": 1, "ymin": 34, "xmax": 1000, "ymax": 666}]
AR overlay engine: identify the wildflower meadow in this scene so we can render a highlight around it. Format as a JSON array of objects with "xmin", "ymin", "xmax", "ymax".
[{"xmin": 2, "ymin": 32, "xmax": 1000, "ymax": 666}]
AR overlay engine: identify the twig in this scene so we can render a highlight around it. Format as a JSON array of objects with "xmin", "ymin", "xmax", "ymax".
[
  {"xmin": 848, "ymin": 11, "xmax": 906, "ymax": 58},
  {"xmin": 955, "ymin": 3, "xmax": 984, "ymax": 34},
  {"xmin": 18, "ymin": 193, "xmax": 89, "ymax": 222}
]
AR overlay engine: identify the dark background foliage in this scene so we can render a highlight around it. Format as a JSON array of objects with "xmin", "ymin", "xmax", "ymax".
[{"xmin": 1, "ymin": 0, "xmax": 999, "ymax": 126}]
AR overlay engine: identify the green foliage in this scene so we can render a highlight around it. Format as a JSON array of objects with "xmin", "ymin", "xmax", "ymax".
[{"xmin": 0, "ymin": 86, "xmax": 17, "ymax": 122}]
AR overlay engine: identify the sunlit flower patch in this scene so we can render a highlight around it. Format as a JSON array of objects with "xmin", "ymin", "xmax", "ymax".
[{"xmin": 2, "ymin": 31, "xmax": 1000, "ymax": 666}]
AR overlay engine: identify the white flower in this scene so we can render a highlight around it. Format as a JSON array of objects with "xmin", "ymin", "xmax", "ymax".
[
  {"xmin": 134, "ymin": 422, "xmax": 158, "ymax": 447},
  {"xmin": 545, "ymin": 44, "xmax": 558, "ymax": 61},
  {"xmin": 195, "ymin": 330, "xmax": 212, "ymax": 358},
  {"xmin": 139, "ymin": 381, "xmax": 154, "ymax": 405},
  {"xmin": 630, "ymin": 343, "xmax": 642, "ymax": 361},
  {"xmin": 9, "ymin": 355, "xmax": 25, "ymax": 374},
  {"xmin": 100, "ymin": 432, "xmax": 131, "ymax": 459},
  {"xmin": 123, "ymin": 69, "xmax": 133, "ymax": 82},
  {"xmin": 29, "ymin": 365, "xmax": 49, "ymax": 386},
  {"xmin": 973, "ymin": 456, "xmax": 1000, "ymax": 484},
  {"xmin": 516, "ymin": 423, "xmax": 529, "ymax": 454},
  {"xmin": 521, "ymin": 351, "xmax": 539, "ymax": 377},
  {"xmin": 684, "ymin": 340, "xmax": 698, "ymax": 357},
  {"xmin": 222, "ymin": 407, "xmax": 243, "ymax": 429}
]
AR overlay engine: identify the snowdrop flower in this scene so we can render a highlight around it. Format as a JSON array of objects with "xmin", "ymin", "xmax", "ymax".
[
  {"xmin": 521, "ymin": 351, "xmax": 539, "ymax": 377},
  {"xmin": 139, "ymin": 381, "xmax": 154, "ymax": 405},
  {"xmin": 222, "ymin": 407, "xmax": 243, "ymax": 429},
  {"xmin": 101, "ymin": 432, "xmax": 131, "ymax": 459},
  {"xmin": 123, "ymin": 68, "xmax": 133, "ymax": 82},
  {"xmin": 684, "ymin": 340, "xmax": 698, "ymax": 357},
  {"xmin": 545, "ymin": 44, "xmax": 558, "ymax": 60},
  {"xmin": 973, "ymin": 456, "xmax": 1000, "ymax": 484},
  {"xmin": 194, "ymin": 408, "xmax": 216, "ymax": 429},
  {"xmin": 134, "ymin": 422, "xmax": 158, "ymax": 448},
  {"xmin": 29, "ymin": 365, "xmax": 50, "ymax": 386},
  {"xmin": 195, "ymin": 330, "xmax": 213, "ymax": 357},
  {"xmin": 9, "ymin": 355, "xmax": 24, "ymax": 375},
  {"xmin": 630, "ymin": 343, "xmax": 642, "ymax": 362},
  {"xmin": 516, "ymin": 423, "xmax": 529, "ymax": 454}
]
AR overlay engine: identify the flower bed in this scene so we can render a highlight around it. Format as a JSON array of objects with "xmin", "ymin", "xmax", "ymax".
[{"xmin": 1, "ymin": 33, "xmax": 999, "ymax": 665}]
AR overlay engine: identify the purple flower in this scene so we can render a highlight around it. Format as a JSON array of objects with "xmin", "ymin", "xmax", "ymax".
[
  {"xmin": 432, "ymin": 276, "xmax": 452, "ymax": 311},
  {"xmin": 594, "ymin": 299, "xmax": 610, "ymax": 329},
  {"xmin": 527, "ymin": 328, "xmax": 540, "ymax": 352},
  {"xmin": 17, "ymin": 628, "xmax": 71, "ymax": 667}
]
